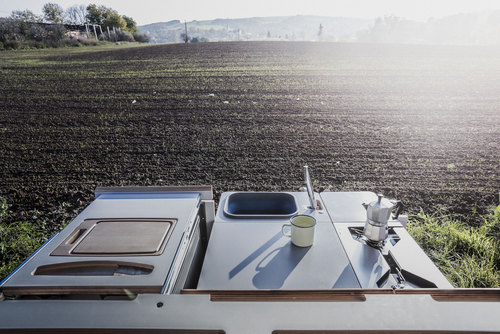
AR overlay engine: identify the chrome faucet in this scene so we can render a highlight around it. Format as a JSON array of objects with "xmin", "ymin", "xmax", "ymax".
[{"xmin": 304, "ymin": 166, "xmax": 316, "ymax": 210}]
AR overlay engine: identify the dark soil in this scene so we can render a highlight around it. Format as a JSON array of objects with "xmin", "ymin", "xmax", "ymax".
[{"xmin": 0, "ymin": 42, "xmax": 499, "ymax": 233}]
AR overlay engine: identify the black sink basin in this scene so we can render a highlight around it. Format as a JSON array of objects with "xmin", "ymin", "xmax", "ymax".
[{"xmin": 224, "ymin": 192, "xmax": 298, "ymax": 219}]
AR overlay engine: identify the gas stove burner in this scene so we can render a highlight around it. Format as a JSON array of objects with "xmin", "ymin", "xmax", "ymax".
[
  {"xmin": 348, "ymin": 226, "xmax": 400, "ymax": 250},
  {"xmin": 365, "ymin": 238, "xmax": 385, "ymax": 250}
]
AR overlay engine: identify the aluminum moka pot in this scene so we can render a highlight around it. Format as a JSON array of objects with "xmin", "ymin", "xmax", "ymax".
[{"xmin": 362, "ymin": 194, "xmax": 394, "ymax": 243}]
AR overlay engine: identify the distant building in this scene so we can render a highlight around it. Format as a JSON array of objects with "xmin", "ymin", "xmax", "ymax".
[{"xmin": 64, "ymin": 24, "xmax": 88, "ymax": 38}]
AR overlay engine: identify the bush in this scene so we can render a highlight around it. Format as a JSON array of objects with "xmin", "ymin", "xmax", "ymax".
[
  {"xmin": 3, "ymin": 39, "xmax": 21, "ymax": 50},
  {"xmin": 23, "ymin": 40, "xmax": 46, "ymax": 49},
  {"xmin": 0, "ymin": 17, "xmax": 116, "ymax": 49},
  {"xmin": 61, "ymin": 38, "xmax": 81, "ymax": 47},
  {"xmin": 407, "ymin": 207, "xmax": 500, "ymax": 288},
  {"xmin": 28, "ymin": 23, "xmax": 48, "ymax": 41},
  {"xmin": 0, "ymin": 19, "xmax": 71, "ymax": 50},
  {"xmin": 45, "ymin": 24, "xmax": 66, "ymax": 42},
  {"xmin": 133, "ymin": 31, "xmax": 150, "ymax": 43},
  {"xmin": 191, "ymin": 36, "xmax": 209, "ymax": 43},
  {"xmin": 77, "ymin": 37, "xmax": 99, "ymax": 46},
  {"xmin": 104, "ymin": 30, "xmax": 135, "ymax": 42},
  {"xmin": 116, "ymin": 30, "xmax": 134, "ymax": 42}
]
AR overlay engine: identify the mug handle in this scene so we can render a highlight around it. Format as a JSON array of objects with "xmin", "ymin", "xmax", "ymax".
[{"xmin": 282, "ymin": 224, "xmax": 292, "ymax": 238}]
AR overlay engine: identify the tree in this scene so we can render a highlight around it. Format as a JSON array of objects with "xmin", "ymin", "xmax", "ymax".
[
  {"xmin": 10, "ymin": 10, "xmax": 42, "ymax": 23},
  {"xmin": 86, "ymin": 4, "xmax": 105, "ymax": 26},
  {"xmin": 8, "ymin": 10, "xmax": 43, "ymax": 43},
  {"xmin": 122, "ymin": 15, "xmax": 137, "ymax": 33},
  {"xmin": 43, "ymin": 3, "xmax": 64, "ymax": 24},
  {"xmin": 0, "ymin": 18, "xmax": 23, "ymax": 43},
  {"xmin": 86, "ymin": 4, "xmax": 126, "ymax": 31},
  {"xmin": 103, "ymin": 13, "xmax": 126, "ymax": 31},
  {"xmin": 65, "ymin": 5, "xmax": 87, "ymax": 25}
]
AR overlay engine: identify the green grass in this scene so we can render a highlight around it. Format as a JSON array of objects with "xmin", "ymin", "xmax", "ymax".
[
  {"xmin": 0, "ymin": 197, "xmax": 48, "ymax": 281},
  {"xmin": 407, "ymin": 206, "xmax": 500, "ymax": 288}
]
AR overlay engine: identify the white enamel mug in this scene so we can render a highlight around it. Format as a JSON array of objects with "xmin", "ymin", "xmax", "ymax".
[{"xmin": 282, "ymin": 214, "xmax": 316, "ymax": 247}]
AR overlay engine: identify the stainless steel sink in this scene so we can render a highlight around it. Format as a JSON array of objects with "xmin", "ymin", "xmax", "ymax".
[{"xmin": 223, "ymin": 192, "xmax": 298, "ymax": 219}]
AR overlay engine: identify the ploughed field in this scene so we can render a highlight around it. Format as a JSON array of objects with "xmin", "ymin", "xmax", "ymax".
[{"xmin": 0, "ymin": 42, "xmax": 499, "ymax": 234}]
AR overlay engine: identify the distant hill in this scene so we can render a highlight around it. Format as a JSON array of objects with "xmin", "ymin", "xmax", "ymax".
[
  {"xmin": 138, "ymin": 15, "xmax": 372, "ymax": 43},
  {"xmin": 139, "ymin": 11, "xmax": 500, "ymax": 45},
  {"xmin": 354, "ymin": 10, "xmax": 500, "ymax": 45}
]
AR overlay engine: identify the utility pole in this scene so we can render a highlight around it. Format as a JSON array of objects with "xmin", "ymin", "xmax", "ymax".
[{"xmin": 184, "ymin": 20, "xmax": 188, "ymax": 43}]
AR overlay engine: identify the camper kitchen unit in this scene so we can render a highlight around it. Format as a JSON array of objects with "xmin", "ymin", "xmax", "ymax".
[{"xmin": 1, "ymin": 168, "xmax": 499, "ymax": 333}]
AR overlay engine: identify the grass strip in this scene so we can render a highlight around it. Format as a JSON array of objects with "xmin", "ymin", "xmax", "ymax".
[{"xmin": 407, "ymin": 206, "xmax": 500, "ymax": 288}]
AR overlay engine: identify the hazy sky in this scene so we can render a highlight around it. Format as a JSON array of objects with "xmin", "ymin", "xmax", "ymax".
[{"xmin": 1, "ymin": 0, "xmax": 500, "ymax": 25}]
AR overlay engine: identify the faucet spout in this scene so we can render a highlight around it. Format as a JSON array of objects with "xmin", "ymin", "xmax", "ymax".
[{"xmin": 304, "ymin": 165, "xmax": 316, "ymax": 210}]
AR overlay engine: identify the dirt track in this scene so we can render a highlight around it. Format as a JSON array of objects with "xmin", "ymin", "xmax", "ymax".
[{"xmin": 0, "ymin": 42, "xmax": 499, "ymax": 232}]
